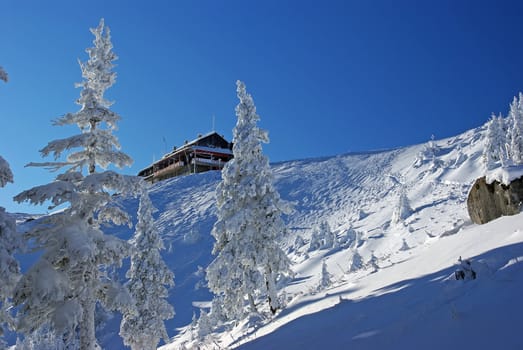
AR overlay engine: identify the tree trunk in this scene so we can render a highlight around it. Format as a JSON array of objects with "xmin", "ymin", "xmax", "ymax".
[
  {"xmin": 80, "ymin": 292, "xmax": 98, "ymax": 349},
  {"xmin": 265, "ymin": 266, "xmax": 278, "ymax": 315}
]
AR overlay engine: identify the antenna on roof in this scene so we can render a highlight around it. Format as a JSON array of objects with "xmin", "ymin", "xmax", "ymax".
[
  {"xmin": 212, "ymin": 114, "xmax": 216, "ymax": 132},
  {"xmin": 162, "ymin": 136, "xmax": 167, "ymax": 155}
]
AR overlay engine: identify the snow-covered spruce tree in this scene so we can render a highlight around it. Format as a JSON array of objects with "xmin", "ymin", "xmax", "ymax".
[
  {"xmin": 0, "ymin": 156, "xmax": 20, "ymax": 346},
  {"xmin": 0, "ymin": 70, "xmax": 20, "ymax": 346},
  {"xmin": 0, "ymin": 156, "xmax": 13, "ymax": 188},
  {"xmin": 367, "ymin": 253, "xmax": 380, "ymax": 273},
  {"xmin": 317, "ymin": 260, "xmax": 332, "ymax": 291},
  {"xmin": 13, "ymin": 19, "xmax": 140, "ymax": 349},
  {"xmin": 309, "ymin": 221, "xmax": 337, "ymax": 251},
  {"xmin": 483, "ymin": 114, "xmax": 506, "ymax": 170},
  {"xmin": 391, "ymin": 187, "xmax": 412, "ymax": 225},
  {"xmin": 347, "ymin": 248, "xmax": 364, "ymax": 273},
  {"xmin": 320, "ymin": 221, "xmax": 337, "ymax": 249},
  {"xmin": 0, "ymin": 66, "xmax": 7, "ymax": 83},
  {"xmin": 399, "ymin": 238, "xmax": 410, "ymax": 251},
  {"xmin": 120, "ymin": 190, "xmax": 174, "ymax": 350},
  {"xmin": 195, "ymin": 309, "xmax": 213, "ymax": 340},
  {"xmin": 206, "ymin": 80, "xmax": 293, "ymax": 321},
  {"xmin": 308, "ymin": 226, "xmax": 323, "ymax": 251},
  {"xmin": 509, "ymin": 93, "xmax": 523, "ymax": 164}
]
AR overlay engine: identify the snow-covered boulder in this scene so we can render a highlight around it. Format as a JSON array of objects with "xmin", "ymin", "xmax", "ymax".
[{"xmin": 467, "ymin": 174, "xmax": 523, "ymax": 224}]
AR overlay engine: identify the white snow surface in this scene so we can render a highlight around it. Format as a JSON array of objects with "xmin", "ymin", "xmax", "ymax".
[
  {"xmin": 486, "ymin": 165, "xmax": 523, "ymax": 185},
  {"xmin": 12, "ymin": 124, "xmax": 523, "ymax": 349}
]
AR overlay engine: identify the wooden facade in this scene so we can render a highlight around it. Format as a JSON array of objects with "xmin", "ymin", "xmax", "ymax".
[{"xmin": 138, "ymin": 132, "xmax": 233, "ymax": 182}]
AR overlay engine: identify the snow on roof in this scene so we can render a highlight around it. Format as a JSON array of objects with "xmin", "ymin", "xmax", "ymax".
[{"xmin": 185, "ymin": 131, "xmax": 223, "ymax": 147}]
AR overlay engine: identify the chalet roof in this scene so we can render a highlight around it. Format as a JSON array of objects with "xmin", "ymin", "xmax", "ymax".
[
  {"xmin": 138, "ymin": 131, "xmax": 232, "ymax": 174},
  {"xmin": 186, "ymin": 131, "xmax": 226, "ymax": 148},
  {"xmin": 163, "ymin": 131, "xmax": 228, "ymax": 158}
]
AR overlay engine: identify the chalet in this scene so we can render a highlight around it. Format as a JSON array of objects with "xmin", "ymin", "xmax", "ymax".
[{"xmin": 138, "ymin": 131, "xmax": 233, "ymax": 182}]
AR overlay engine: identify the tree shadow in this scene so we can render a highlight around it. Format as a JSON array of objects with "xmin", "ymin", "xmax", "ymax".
[{"xmin": 234, "ymin": 242, "xmax": 523, "ymax": 350}]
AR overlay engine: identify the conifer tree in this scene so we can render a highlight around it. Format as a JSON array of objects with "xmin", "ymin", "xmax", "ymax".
[
  {"xmin": 0, "ymin": 156, "xmax": 13, "ymax": 189},
  {"xmin": 0, "ymin": 156, "xmax": 19, "ymax": 346},
  {"xmin": 483, "ymin": 114, "xmax": 506, "ymax": 169},
  {"xmin": 399, "ymin": 238, "xmax": 410, "ymax": 251},
  {"xmin": 0, "ymin": 68, "xmax": 20, "ymax": 347},
  {"xmin": 317, "ymin": 260, "xmax": 332, "ymax": 290},
  {"xmin": 207, "ymin": 81, "xmax": 293, "ymax": 321},
  {"xmin": 347, "ymin": 248, "xmax": 363, "ymax": 273},
  {"xmin": 509, "ymin": 93, "xmax": 523, "ymax": 164},
  {"xmin": 13, "ymin": 19, "xmax": 140, "ymax": 349},
  {"xmin": 308, "ymin": 226, "xmax": 323, "ymax": 252},
  {"xmin": 391, "ymin": 187, "xmax": 412, "ymax": 225},
  {"xmin": 120, "ymin": 190, "xmax": 174, "ymax": 350},
  {"xmin": 367, "ymin": 253, "xmax": 380, "ymax": 272}
]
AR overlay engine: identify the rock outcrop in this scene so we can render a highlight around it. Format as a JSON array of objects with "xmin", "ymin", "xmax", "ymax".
[{"xmin": 467, "ymin": 176, "xmax": 523, "ymax": 224}]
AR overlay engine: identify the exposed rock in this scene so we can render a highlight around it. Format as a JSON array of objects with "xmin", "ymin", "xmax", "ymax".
[{"xmin": 467, "ymin": 175, "xmax": 523, "ymax": 224}]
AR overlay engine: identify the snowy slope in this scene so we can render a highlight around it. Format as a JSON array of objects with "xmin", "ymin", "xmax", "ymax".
[
  {"xmin": 156, "ymin": 124, "xmax": 522, "ymax": 349},
  {"xmin": 11, "ymin": 122, "xmax": 523, "ymax": 349}
]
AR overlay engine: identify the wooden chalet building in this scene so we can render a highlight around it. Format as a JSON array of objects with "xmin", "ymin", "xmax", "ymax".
[{"xmin": 138, "ymin": 131, "xmax": 233, "ymax": 183}]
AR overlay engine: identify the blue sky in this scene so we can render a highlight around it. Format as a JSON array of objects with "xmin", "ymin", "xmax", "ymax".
[{"xmin": 2, "ymin": 0, "xmax": 523, "ymax": 213}]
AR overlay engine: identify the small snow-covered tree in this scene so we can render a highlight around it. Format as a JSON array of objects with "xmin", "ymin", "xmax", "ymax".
[
  {"xmin": 317, "ymin": 260, "xmax": 332, "ymax": 291},
  {"xmin": 0, "ymin": 66, "xmax": 7, "ymax": 83},
  {"xmin": 207, "ymin": 81, "xmax": 293, "ymax": 321},
  {"xmin": 293, "ymin": 234, "xmax": 306, "ymax": 250},
  {"xmin": 414, "ymin": 135, "xmax": 441, "ymax": 169},
  {"xmin": 308, "ymin": 227, "xmax": 323, "ymax": 251},
  {"xmin": 309, "ymin": 221, "xmax": 337, "ymax": 250},
  {"xmin": 195, "ymin": 309, "xmax": 213, "ymax": 340},
  {"xmin": 347, "ymin": 248, "xmax": 364, "ymax": 273},
  {"xmin": 367, "ymin": 253, "xmax": 379, "ymax": 272},
  {"xmin": 509, "ymin": 93, "xmax": 523, "ymax": 164},
  {"xmin": 391, "ymin": 187, "xmax": 412, "ymax": 224},
  {"xmin": 399, "ymin": 238, "xmax": 410, "ymax": 251},
  {"xmin": 13, "ymin": 19, "xmax": 140, "ymax": 349},
  {"xmin": 120, "ymin": 190, "xmax": 174, "ymax": 350},
  {"xmin": 483, "ymin": 114, "xmax": 506, "ymax": 169},
  {"xmin": 321, "ymin": 221, "xmax": 338, "ymax": 249}
]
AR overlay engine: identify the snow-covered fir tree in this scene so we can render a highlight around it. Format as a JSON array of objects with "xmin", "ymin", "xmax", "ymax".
[
  {"xmin": 367, "ymin": 253, "xmax": 380, "ymax": 272},
  {"xmin": 317, "ymin": 260, "xmax": 333, "ymax": 291},
  {"xmin": 0, "ymin": 155, "xmax": 20, "ymax": 347},
  {"xmin": 0, "ymin": 156, "xmax": 13, "ymax": 188},
  {"xmin": 206, "ymin": 80, "xmax": 293, "ymax": 321},
  {"xmin": 195, "ymin": 309, "xmax": 213, "ymax": 340},
  {"xmin": 309, "ymin": 221, "xmax": 337, "ymax": 251},
  {"xmin": 399, "ymin": 238, "xmax": 410, "ymax": 251},
  {"xmin": 321, "ymin": 221, "xmax": 338, "ymax": 249},
  {"xmin": 347, "ymin": 248, "xmax": 364, "ymax": 273},
  {"xmin": 483, "ymin": 114, "xmax": 506, "ymax": 170},
  {"xmin": 13, "ymin": 19, "xmax": 140, "ymax": 349},
  {"xmin": 293, "ymin": 234, "xmax": 306, "ymax": 250},
  {"xmin": 0, "ymin": 66, "xmax": 7, "ymax": 83},
  {"xmin": 413, "ymin": 135, "xmax": 441, "ymax": 169},
  {"xmin": 308, "ymin": 226, "xmax": 323, "ymax": 251},
  {"xmin": 120, "ymin": 190, "xmax": 174, "ymax": 350},
  {"xmin": 509, "ymin": 93, "xmax": 523, "ymax": 164},
  {"xmin": 391, "ymin": 187, "xmax": 412, "ymax": 224}
]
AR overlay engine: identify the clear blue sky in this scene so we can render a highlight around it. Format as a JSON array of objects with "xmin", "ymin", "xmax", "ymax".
[{"xmin": 2, "ymin": 0, "xmax": 523, "ymax": 214}]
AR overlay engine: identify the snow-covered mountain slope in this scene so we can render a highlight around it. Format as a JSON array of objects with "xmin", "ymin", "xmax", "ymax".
[
  {"xmin": 13, "ymin": 123, "xmax": 523, "ymax": 349},
  {"xmin": 154, "ymin": 124, "xmax": 522, "ymax": 349}
]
